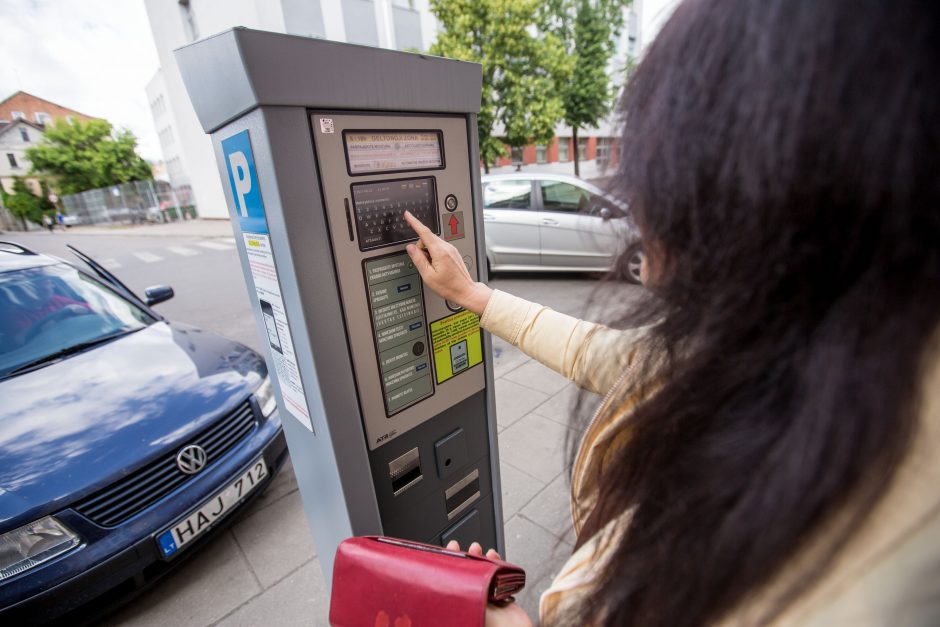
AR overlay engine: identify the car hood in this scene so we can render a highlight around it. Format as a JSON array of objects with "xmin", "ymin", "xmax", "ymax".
[{"xmin": 0, "ymin": 322, "xmax": 266, "ymax": 527}]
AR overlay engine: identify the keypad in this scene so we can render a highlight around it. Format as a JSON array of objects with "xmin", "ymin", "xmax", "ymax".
[{"xmin": 352, "ymin": 177, "xmax": 439, "ymax": 251}]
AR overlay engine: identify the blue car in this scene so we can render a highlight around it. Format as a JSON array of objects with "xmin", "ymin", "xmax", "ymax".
[{"xmin": 0, "ymin": 242, "xmax": 287, "ymax": 623}]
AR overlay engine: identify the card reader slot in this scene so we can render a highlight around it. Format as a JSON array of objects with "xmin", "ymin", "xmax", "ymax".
[
  {"xmin": 444, "ymin": 469, "xmax": 481, "ymax": 521},
  {"xmin": 344, "ymin": 198, "xmax": 354, "ymax": 241},
  {"xmin": 389, "ymin": 447, "xmax": 423, "ymax": 496}
]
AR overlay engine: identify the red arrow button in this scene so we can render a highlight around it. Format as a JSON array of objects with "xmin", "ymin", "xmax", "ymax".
[{"xmin": 449, "ymin": 214, "xmax": 459, "ymax": 235}]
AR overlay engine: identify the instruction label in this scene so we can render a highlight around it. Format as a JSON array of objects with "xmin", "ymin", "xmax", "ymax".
[
  {"xmin": 364, "ymin": 253, "xmax": 434, "ymax": 415},
  {"xmin": 430, "ymin": 311, "xmax": 483, "ymax": 384},
  {"xmin": 222, "ymin": 129, "xmax": 313, "ymax": 432}
]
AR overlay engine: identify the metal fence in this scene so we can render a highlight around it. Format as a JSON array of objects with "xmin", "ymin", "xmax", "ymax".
[{"xmin": 60, "ymin": 180, "xmax": 197, "ymax": 226}]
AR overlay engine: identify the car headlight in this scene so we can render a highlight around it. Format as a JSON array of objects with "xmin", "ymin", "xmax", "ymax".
[
  {"xmin": 0, "ymin": 516, "xmax": 80, "ymax": 581},
  {"xmin": 255, "ymin": 376, "xmax": 277, "ymax": 417}
]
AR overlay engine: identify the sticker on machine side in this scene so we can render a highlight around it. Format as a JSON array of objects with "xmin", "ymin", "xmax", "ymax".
[
  {"xmin": 221, "ymin": 129, "xmax": 313, "ymax": 433},
  {"xmin": 243, "ymin": 233, "xmax": 314, "ymax": 432},
  {"xmin": 429, "ymin": 311, "xmax": 483, "ymax": 384}
]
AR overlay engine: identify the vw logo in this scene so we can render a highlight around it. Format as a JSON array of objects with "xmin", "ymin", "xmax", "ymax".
[{"xmin": 176, "ymin": 444, "xmax": 208, "ymax": 475}]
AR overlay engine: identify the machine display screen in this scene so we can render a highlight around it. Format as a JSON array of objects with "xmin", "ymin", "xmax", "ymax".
[
  {"xmin": 351, "ymin": 177, "xmax": 439, "ymax": 251},
  {"xmin": 344, "ymin": 131, "xmax": 444, "ymax": 175}
]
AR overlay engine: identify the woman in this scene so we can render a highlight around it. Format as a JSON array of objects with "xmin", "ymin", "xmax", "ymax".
[{"xmin": 407, "ymin": 0, "xmax": 939, "ymax": 624}]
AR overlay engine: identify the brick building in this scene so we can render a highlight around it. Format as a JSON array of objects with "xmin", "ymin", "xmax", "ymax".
[
  {"xmin": 493, "ymin": 135, "xmax": 620, "ymax": 172},
  {"xmin": 0, "ymin": 91, "xmax": 99, "ymax": 195}
]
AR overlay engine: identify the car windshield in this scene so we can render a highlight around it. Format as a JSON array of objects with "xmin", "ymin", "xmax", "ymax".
[{"xmin": 0, "ymin": 263, "xmax": 155, "ymax": 378}]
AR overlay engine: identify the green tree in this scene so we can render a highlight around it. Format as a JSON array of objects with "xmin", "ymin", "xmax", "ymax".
[
  {"xmin": 1, "ymin": 177, "xmax": 52, "ymax": 227},
  {"xmin": 429, "ymin": 0, "xmax": 572, "ymax": 172},
  {"xmin": 548, "ymin": 0, "xmax": 628, "ymax": 176},
  {"xmin": 26, "ymin": 119, "xmax": 152, "ymax": 195}
]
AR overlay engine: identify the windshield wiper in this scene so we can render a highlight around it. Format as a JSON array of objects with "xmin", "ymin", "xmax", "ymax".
[{"xmin": 1, "ymin": 328, "xmax": 143, "ymax": 379}]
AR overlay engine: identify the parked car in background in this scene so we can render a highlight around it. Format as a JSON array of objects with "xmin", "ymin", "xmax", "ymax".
[
  {"xmin": 0, "ymin": 242, "xmax": 286, "ymax": 623},
  {"xmin": 481, "ymin": 173, "xmax": 643, "ymax": 282}
]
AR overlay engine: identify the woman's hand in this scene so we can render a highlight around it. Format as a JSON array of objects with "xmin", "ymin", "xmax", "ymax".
[
  {"xmin": 445, "ymin": 541, "xmax": 533, "ymax": 627},
  {"xmin": 404, "ymin": 211, "xmax": 492, "ymax": 315}
]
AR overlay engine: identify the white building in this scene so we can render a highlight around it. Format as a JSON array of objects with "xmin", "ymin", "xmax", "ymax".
[
  {"xmin": 143, "ymin": 0, "xmax": 438, "ymax": 218},
  {"xmin": 143, "ymin": 0, "xmax": 681, "ymax": 217}
]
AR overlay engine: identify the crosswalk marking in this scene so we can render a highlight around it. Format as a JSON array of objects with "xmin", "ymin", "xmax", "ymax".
[
  {"xmin": 197, "ymin": 241, "xmax": 231, "ymax": 251},
  {"xmin": 222, "ymin": 237, "xmax": 236, "ymax": 245},
  {"xmin": 167, "ymin": 246, "xmax": 199, "ymax": 257},
  {"xmin": 99, "ymin": 257, "xmax": 122, "ymax": 269},
  {"xmin": 134, "ymin": 251, "xmax": 163, "ymax": 263}
]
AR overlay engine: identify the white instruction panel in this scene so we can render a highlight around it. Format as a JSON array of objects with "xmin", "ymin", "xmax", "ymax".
[{"xmin": 242, "ymin": 233, "xmax": 313, "ymax": 432}]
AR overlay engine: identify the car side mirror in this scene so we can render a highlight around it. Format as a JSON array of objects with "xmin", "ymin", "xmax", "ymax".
[
  {"xmin": 599, "ymin": 207, "xmax": 613, "ymax": 221},
  {"xmin": 145, "ymin": 285, "xmax": 175, "ymax": 306}
]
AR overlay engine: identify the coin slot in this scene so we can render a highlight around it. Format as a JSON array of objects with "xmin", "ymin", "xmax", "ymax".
[{"xmin": 389, "ymin": 447, "xmax": 423, "ymax": 496}]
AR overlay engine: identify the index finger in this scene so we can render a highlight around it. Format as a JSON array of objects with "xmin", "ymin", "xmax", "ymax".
[{"xmin": 404, "ymin": 210, "xmax": 442, "ymax": 251}]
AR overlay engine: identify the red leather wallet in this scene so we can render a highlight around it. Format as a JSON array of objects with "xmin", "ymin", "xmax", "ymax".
[{"xmin": 329, "ymin": 536, "xmax": 526, "ymax": 627}]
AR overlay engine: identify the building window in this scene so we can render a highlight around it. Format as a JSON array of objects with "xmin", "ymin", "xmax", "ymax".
[
  {"xmin": 578, "ymin": 138, "xmax": 588, "ymax": 162},
  {"xmin": 536, "ymin": 145, "xmax": 548, "ymax": 164},
  {"xmin": 35, "ymin": 112, "xmax": 51, "ymax": 125},
  {"xmin": 7, "ymin": 153, "xmax": 19, "ymax": 169},
  {"xmin": 179, "ymin": 0, "xmax": 199, "ymax": 42},
  {"xmin": 342, "ymin": 0, "xmax": 380, "ymax": 47},
  {"xmin": 558, "ymin": 138, "xmax": 570, "ymax": 162},
  {"xmin": 66, "ymin": 115, "xmax": 75, "ymax": 124},
  {"xmin": 596, "ymin": 138, "xmax": 611, "ymax": 169},
  {"xmin": 11, "ymin": 111, "xmax": 24, "ymax": 120},
  {"xmin": 19, "ymin": 128, "xmax": 29, "ymax": 142}
]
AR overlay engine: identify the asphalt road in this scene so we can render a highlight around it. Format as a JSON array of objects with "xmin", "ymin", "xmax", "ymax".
[{"xmin": 8, "ymin": 229, "xmax": 626, "ymax": 355}]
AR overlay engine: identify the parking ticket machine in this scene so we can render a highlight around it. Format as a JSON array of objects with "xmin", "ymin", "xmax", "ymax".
[{"xmin": 175, "ymin": 28, "xmax": 502, "ymax": 584}]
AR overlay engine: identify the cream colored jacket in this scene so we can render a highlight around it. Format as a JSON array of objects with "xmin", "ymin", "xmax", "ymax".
[{"xmin": 479, "ymin": 289, "xmax": 940, "ymax": 626}]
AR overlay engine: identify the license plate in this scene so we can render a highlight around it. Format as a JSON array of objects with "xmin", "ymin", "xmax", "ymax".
[{"xmin": 156, "ymin": 457, "xmax": 268, "ymax": 558}]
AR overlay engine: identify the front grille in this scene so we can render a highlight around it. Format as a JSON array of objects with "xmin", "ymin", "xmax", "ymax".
[{"xmin": 74, "ymin": 399, "xmax": 258, "ymax": 527}]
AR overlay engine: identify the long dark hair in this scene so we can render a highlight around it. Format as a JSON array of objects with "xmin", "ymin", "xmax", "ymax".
[{"xmin": 562, "ymin": 0, "xmax": 940, "ymax": 625}]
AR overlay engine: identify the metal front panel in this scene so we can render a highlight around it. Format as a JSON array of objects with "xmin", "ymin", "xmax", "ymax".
[{"xmin": 311, "ymin": 111, "xmax": 485, "ymax": 450}]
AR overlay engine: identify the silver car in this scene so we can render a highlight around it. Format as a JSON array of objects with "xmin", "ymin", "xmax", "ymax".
[{"xmin": 481, "ymin": 173, "xmax": 642, "ymax": 281}]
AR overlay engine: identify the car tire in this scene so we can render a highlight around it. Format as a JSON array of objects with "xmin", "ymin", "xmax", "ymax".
[{"xmin": 626, "ymin": 251, "xmax": 643, "ymax": 284}]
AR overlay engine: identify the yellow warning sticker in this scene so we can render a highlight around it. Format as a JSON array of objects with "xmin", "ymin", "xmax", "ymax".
[{"xmin": 430, "ymin": 310, "xmax": 483, "ymax": 384}]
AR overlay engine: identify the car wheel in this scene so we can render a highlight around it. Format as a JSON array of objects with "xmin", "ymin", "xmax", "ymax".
[{"xmin": 626, "ymin": 251, "xmax": 643, "ymax": 284}]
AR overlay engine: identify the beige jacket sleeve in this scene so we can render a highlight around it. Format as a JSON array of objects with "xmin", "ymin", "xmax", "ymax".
[{"xmin": 479, "ymin": 289, "xmax": 651, "ymax": 395}]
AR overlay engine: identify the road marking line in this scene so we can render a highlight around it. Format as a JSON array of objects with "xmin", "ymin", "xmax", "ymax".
[
  {"xmin": 167, "ymin": 246, "xmax": 199, "ymax": 257},
  {"xmin": 99, "ymin": 258, "xmax": 122, "ymax": 269},
  {"xmin": 223, "ymin": 237, "xmax": 236, "ymax": 245},
  {"xmin": 197, "ymin": 241, "xmax": 231, "ymax": 251},
  {"xmin": 134, "ymin": 252, "xmax": 163, "ymax": 263}
]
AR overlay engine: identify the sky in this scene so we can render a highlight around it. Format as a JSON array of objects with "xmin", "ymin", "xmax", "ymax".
[{"xmin": 0, "ymin": 0, "xmax": 162, "ymax": 161}]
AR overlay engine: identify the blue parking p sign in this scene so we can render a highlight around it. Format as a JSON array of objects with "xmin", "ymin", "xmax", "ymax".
[{"xmin": 221, "ymin": 130, "xmax": 268, "ymax": 234}]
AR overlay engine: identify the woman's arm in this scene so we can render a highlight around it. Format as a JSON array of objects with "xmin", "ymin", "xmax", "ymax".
[{"xmin": 404, "ymin": 211, "xmax": 650, "ymax": 395}]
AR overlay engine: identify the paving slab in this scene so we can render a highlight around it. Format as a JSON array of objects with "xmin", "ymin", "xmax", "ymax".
[
  {"xmin": 531, "ymin": 383, "xmax": 599, "ymax": 429},
  {"xmin": 499, "ymin": 413, "xmax": 573, "ymax": 485},
  {"xmin": 520, "ymin": 473, "xmax": 576, "ymax": 545},
  {"xmin": 503, "ymin": 360, "xmax": 572, "ymax": 396},
  {"xmin": 492, "ymin": 337, "xmax": 530, "ymax": 377},
  {"xmin": 499, "ymin": 460, "xmax": 547, "ymax": 520},
  {"xmin": 214, "ymin": 560, "xmax": 327, "ymax": 627},
  {"xmin": 504, "ymin": 515, "xmax": 573, "ymax": 619},
  {"xmin": 231, "ymin": 490, "xmax": 317, "ymax": 587},
  {"xmin": 105, "ymin": 531, "xmax": 261, "ymax": 627},
  {"xmin": 494, "ymin": 378, "xmax": 550, "ymax": 432}
]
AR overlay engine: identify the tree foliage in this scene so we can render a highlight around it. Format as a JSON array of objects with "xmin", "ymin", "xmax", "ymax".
[
  {"xmin": 1, "ymin": 177, "xmax": 53, "ymax": 226},
  {"xmin": 26, "ymin": 119, "xmax": 152, "ymax": 195},
  {"xmin": 429, "ymin": 0, "xmax": 572, "ymax": 171},
  {"xmin": 547, "ymin": 0, "xmax": 628, "ymax": 175}
]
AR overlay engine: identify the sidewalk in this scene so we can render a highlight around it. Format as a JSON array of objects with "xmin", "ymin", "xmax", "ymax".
[{"xmin": 63, "ymin": 218, "xmax": 235, "ymax": 239}]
